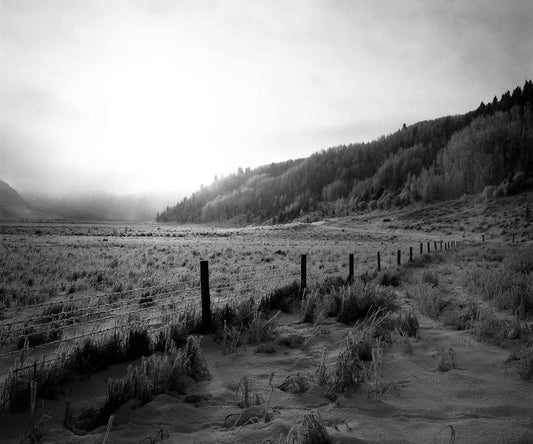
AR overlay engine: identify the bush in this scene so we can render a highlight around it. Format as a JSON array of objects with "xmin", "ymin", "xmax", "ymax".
[
  {"xmin": 407, "ymin": 283, "xmax": 451, "ymax": 319},
  {"xmin": 422, "ymin": 270, "xmax": 439, "ymax": 287},
  {"xmin": 440, "ymin": 302, "xmax": 479, "ymax": 331},
  {"xmin": 396, "ymin": 311, "xmax": 419, "ymax": 337},
  {"xmin": 247, "ymin": 312, "xmax": 278, "ymax": 345},
  {"xmin": 285, "ymin": 411, "xmax": 330, "ymax": 444},
  {"xmin": 70, "ymin": 336, "xmax": 209, "ymax": 432},
  {"xmin": 125, "ymin": 328, "xmax": 152, "ymax": 361},
  {"xmin": 377, "ymin": 270, "xmax": 402, "ymax": 287},
  {"xmin": 464, "ymin": 263, "xmax": 533, "ymax": 315},
  {"xmin": 336, "ymin": 282, "xmax": 398, "ymax": 325},
  {"xmin": 300, "ymin": 291, "xmax": 326, "ymax": 323},
  {"xmin": 472, "ymin": 309, "xmax": 508, "ymax": 344},
  {"xmin": 259, "ymin": 281, "xmax": 300, "ymax": 313},
  {"xmin": 518, "ymin": 345, "xmax": 533, "ymax": 381}
]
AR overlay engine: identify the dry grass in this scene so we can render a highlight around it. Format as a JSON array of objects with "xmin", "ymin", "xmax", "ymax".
[
  {"xmin": 247, "ymin": 311, "xmax": 279, "ymax": 345},
  {"xmin": 471, "ymin": 309, "xmax": 509, "ymax": 344},
  {"xmin": 65, "ymin": 336, "xmax": 209, "ymax": 432},
  {"xmin": 284, "ymin": 411, "xmax": 330, "ymax": 444},
  {"xmin": 18, "ymin": 404, "xmax": 51, "ymax": 444},
  {"xmin": 407, "ymin": 283, "xmax": 451, "ymax": 320},
  {"xmin": 517, "ymin": 345, "xmax": 533, "ymax": 381},
  {"xmin": 315, "ymin": 348, "xmax": 331, "ymax": 387},
  {"xmin": 278, "ymin": 373, "xmax": 311, "ymax": 394},
  {"xmin": 462, "ymin": 245, "xmax": 533, "ymax": 316},
  {"xmin": 334, "ymin": 281, "xmax": 399, "ymax": 325},
  {"xmin": 437, "ymin": 346, "xmax": 456, "ymax": 372},
  {"xmin": 225, "ymin": 373, "xmax": 278, "ymax": 429}
]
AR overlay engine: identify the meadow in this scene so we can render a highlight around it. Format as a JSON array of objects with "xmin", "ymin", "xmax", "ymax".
[{"xmin": 0, "ymin": 193, "xmax": 532, "ymax": 443}]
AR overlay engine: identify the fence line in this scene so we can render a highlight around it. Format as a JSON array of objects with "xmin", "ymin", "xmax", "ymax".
[
  {"xmin": 0, "ymin": 266, "xmax": 300, "ymax": 356},
  {"xmin": 0, "ymin": 236, "xmax": 465, "ymax": 388},
  {"xmin": 0, "ymin": 284, "xmax": 201, "ymax": 331},
  {"xmin": 0, "ymin": 290, "xmax": 201, "ymax": 347}
]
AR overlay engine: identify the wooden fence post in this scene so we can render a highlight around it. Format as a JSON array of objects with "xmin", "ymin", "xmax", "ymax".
[
  {"xmin": 377, "ymin": 251, "xmax": 381, "ymax": 272},
  {"xmin": 427, "ymin": 242, "xmax": 430, "ymax": 253},
  {"xmin": 300, "ymin": 254, "xmax": 307, "ymax": 291},
  {"xmin": 420, "ymin": 243, "xmax": 423, "ymax": 255},
  {"xmin": 348, "ymin": 253, "xmax": 354, "ymax": 283},
  {"xmin": 434, "ymin": 241, "xmax": 437, "ymax": 251},
  {"xmin": 440, "ymin": 240, "xmax": 443, "ymax": 251},
  {"xmin": 397, "ymin": 249, "xmax": 401, "ymax": 266},
  {"xmin": 409, "ymin": 246, "xmax": 413, "ymax": 262},
  {"xmin": 482, "ymin": 234, "xmax": 485, "ymax": 242},
  {"xmin": 200, "ymin": 260, "xmax": 212, "ymax": 332}
]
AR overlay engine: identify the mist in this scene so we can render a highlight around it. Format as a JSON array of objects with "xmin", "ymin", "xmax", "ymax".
[{"xmin": 1, "ymin": 0, "xmax": 532, "ymax": 201}]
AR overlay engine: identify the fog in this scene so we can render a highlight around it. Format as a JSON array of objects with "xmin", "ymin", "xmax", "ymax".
[{"xmin": 1, "ymin": 0, "xmax": 532, "ymax": 201}]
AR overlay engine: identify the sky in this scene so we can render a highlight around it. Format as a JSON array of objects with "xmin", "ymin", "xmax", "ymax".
[{"xmin": 1, "ymin": 0, "xmax": 532, "ymax": 199}]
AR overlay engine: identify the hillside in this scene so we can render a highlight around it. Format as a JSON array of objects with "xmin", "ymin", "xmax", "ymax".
[
  {"xmin": 157, "ymin": 80, "xmax": 533, "ymax": 224},
  {"xmin": 0, "ymin": 180, "xmax": 53, "ymax": 221}
]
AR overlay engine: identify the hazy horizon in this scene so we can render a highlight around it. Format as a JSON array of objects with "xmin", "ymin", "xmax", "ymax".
[{"xmin": 1, "ymin": 0, "xmax": 532, "ymax": 199}]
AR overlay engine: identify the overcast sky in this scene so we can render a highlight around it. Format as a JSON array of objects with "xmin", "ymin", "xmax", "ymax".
[{"xmin": 1, "ymin": 0, "xmax": 532, "ymax": 198}]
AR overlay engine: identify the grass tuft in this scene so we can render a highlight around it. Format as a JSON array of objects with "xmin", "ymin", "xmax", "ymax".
[
  {"xmin": 336, "ymin": 282, "xmax": 398, "ymax": 325},
  {"xmin": 517, "ymin": 345, "xmax": 533, "ymax": 381},
  {"xmin": 284, "ymin": 411, "xmax": 330, "ymax": 444}
]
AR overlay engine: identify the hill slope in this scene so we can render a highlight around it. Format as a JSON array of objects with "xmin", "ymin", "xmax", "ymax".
[
  {"xmin": 157, "ymin": 80, "xmax": 533, "ymax": 224},
  {"xmin": 0, "ymin": 180, "xmax": 53, "ymax": 221}
]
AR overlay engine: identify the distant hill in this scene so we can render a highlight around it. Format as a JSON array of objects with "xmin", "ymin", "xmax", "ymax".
[
  {"xmin": 28, "ymin": 193, "xmax": 172, "ymax": 222},
  {"xmin": 157, "ymin": 80, "xmax": 533, "ymax": 224},
  {"xmin": 0, "ymin": 180, "xmax": 54, "ymax": 221}
]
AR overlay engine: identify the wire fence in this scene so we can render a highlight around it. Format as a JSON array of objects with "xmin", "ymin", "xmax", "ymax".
[{"xmin": 0, "ymin": 238, "xmax": 466, "ymax": 388}]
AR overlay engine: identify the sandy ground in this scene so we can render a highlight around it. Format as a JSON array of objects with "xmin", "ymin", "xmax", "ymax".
[{"xmin": 3, "ymin": 300, "xmax": 532, "ymax": 444}]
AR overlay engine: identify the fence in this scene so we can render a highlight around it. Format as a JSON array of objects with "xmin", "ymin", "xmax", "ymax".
[{"xmin": 0, "ymin": 237, "xmax": 466, "ymax": 391}]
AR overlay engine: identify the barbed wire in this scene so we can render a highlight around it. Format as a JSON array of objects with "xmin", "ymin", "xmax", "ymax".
[
  {"xmin": 0, "ymin": 284, "xmax": 201, "ymax": 331},
  {"xmin": 0, "ymin": 270, "xmax": 299, "ymax": 349},
  {"xmin": 0, "ymin": 238, "xmax": 466, "ymax": 387},
  {"xmin": 0, "ymin": 299, "xmax": 199, "ymax": 361},
  {"xmin": 0, "ymin": 290, "xmax": 201, "ymax": 347}
]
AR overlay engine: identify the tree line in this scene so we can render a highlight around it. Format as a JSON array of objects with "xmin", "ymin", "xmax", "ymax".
[{"xmin": 157, "ymin": 80, "xmax": 533, "ymax": 224}]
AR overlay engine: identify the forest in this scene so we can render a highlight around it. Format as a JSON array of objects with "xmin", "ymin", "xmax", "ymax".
[{"xmin": 157, "ymin": 81, "xmax": 533, "ymax": 224}]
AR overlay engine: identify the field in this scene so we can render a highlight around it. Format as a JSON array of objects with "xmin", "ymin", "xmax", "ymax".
[{"xmin": 0, "ymin": 192, "xmax": 532, "ymax": 443}]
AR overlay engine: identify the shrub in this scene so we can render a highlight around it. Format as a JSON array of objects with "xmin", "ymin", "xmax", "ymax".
[
  {"xmin": 472, "ymin": 309, "xmax": 508, "ymax": 344},
  {"xmin": 395, "ymin": 311, "xmax": 419, "ymax": 337},
  {"xmin": 247, "ymin": 312, "xmax": 278, "ymax": 345},
  {"xmin": 422, "ymin": 270, "xmax": 439, "ymax": 287},
  {"xmin": 259, "ymin": 281, "xmax": 300, "ymax": 313},
  {"xmin": 285, "ymin": 411, "xmax": 330, "ymax": 444},
  {"xmin": 336, "ymin": 282, "xmax": 398, "ymax": 325},
  {"xmin": 407, "ymin": 283, "xmax": 451, "ymax": 319},
  {"xmin": 464, "ymin": 250, "xmax": 533, "ymax": 315},
  {"xmin": 278, "ymin": 373, "xmax": 311, "ymax": 394},
  {"xmin": 377, "ymin": 270, "xmax": 402, "ymax": 287},
  {"xmin": 154, "ymin": 323, "xmax": 189, "ymax": 352},
  {"xmin": 517, "ymin": 345, "xmax": 533, "ymax": 381},
  {"xmin": 73, "ymin": 336, "xmax": 209, "ymax": 432},
  {"xmin": 71, "ymin": 332, "xmax": 124, "ymax": 375},
  {"xmin": 19, "ymin": 406, "xmax": 51, "ymax": 443},
  {"xmin": 125, "ymin": 328, "xmax": 152, "ymax": 361},
  {"xmin": 440, "ymin": 302, "xmax": 479, "ymax": 331},
  {"xmin": 300, "ymin": 291, "xmax": 326, "ymax": 324}
]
